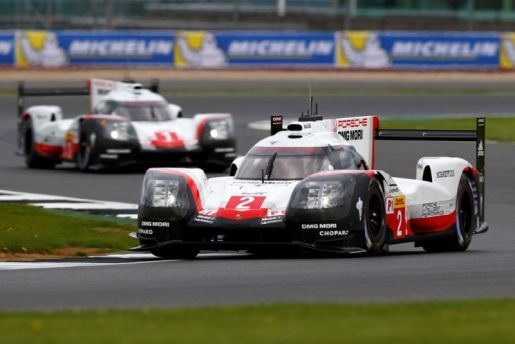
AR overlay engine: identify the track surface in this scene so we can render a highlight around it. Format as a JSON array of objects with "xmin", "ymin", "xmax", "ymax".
[{"xmin": 1, "ymin": 81, "xmax": 515, "ymax": 310}]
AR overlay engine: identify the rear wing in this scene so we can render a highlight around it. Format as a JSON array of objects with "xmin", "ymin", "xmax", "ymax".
[
  {"xmin": 376, "ymin": 117, "xmax": 486, "ymax": 224},
  {"xmin": 17, "ymin": 79, "xmax": 159, "ymax": 117}
]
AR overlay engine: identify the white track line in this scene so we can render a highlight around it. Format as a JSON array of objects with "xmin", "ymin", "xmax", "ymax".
[
  {"xmin": 0, "ymin": 252, "xmax": 250, "ymax": 271},
  {"xmin": 0, "ymin": 189, "xmax": 138, "ymax": 216}
]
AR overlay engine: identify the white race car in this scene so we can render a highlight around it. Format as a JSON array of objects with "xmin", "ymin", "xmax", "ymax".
[
  {"xmin": 134, "ymin": 111, "xmax": 487, "ymax": 258},
  {"xmin": 16, "ymin": 79, "xmax": 236, "ymax": 171}
]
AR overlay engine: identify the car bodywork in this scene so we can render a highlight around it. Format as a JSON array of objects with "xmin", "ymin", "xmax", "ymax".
[
  {"xmin": 134, "ymin": 113, "xmax": 487, "ymax": 257},
  {"xmin": 16, "ymin": 79, "xmax": 236, "ymax": 170}
]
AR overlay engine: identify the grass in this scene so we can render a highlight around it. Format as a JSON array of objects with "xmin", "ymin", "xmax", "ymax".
[
  {"xmin": 0, "ymin": 203, "xmax": 136, "ymax": 257},
  {"xmin": 1, "ymin": 300, "xmax": 515, "ymax": 343},
  {"xmin": 382, "ymin": 116, "xmax": 515, "ymax": 142}
]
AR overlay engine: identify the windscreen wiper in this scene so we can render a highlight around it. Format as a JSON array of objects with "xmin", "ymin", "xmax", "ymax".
[{"xmin": 265, "ymin": 152, "xmax": 278, "ymax": 180}]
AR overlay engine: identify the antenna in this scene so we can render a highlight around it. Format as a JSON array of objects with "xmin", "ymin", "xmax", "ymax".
[
  {"xmin": 310, "ymin": 96, "xmax": 313, "ymax": 118},
  {"xmin": 315, "ymin": 103, "xmax": 318, "ymax": 116}
]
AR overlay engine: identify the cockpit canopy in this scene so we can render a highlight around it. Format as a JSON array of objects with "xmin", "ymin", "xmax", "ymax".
[
  {"xmin": 94, "ymin": 100, "xmax": 173, "ymax": 122},
  {"xmin": 235, "ymin": 146, "xmax": 366, "ymax": 181}
]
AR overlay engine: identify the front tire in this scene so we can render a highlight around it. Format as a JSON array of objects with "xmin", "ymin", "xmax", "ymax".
[
  {"xmin": 422, "ymin": 174, "xmax": 476, "ymax": 252},
  {"xmin": 77, "ymin": 132, "xmax": 95, "ymax": 171},
  {"xmin": 364, "ymin": 178, "xmax": 388, "ymax": 254},
  {"xmin": 150, "ymin": 247, "xmax": 200, "ymax": 259}
]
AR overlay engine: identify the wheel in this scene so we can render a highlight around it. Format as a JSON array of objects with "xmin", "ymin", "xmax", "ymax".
[
  {"xmin": 77, "ymin": 132, "xmax": 95, "ymax": 171},
  {"xmin": 150, "ymin": 247, "xmax": 199, "ymax": 259},
  {"xmin": 23, "ymin": 119, "xmax": 56, "ymax": 169},
  {"xmin": 363, "ymin": 178, "xmax": 388, "ymax": 254},
  {"xmin": 422, "ymin": 174, "xmax": 476, "ymax": 252}
]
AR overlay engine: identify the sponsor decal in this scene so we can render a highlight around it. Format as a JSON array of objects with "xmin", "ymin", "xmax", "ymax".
[
  {"xmin": 436, "ymin": 169, "xmax": 455, "ymax": 178},
  {"xmin": 389, "ymin": 185, "xmax": 400, "ymax": 193},
  {"xmin": 336, "ymin": 117, "xmax": 369, "ymax": 129},
  {"xmin": 175, "ymin": 31, "xmax": 226, "ymax": 67},
  {"xmin": 141, "ymin": 221, "xmax": 170, "ymax": 228},
  {"xmin": 339, "ymin": 129, "xmax": 363, "ymax": 141},
  {"xmin": 394, "ymin": 195, "xmax": 406, "ymax": 209},
  {"xmin": 215, "ymin": 32, "xmax": 335, "ymax": 66},
  {"xmin": 260, "ymin": 216, "xmax": 283, "ymax": 225},
  {"xmin": 319, "ymin": 230, "xmax": 349, "ymax": 237},
  {"xmin": 301, "ymin": 223, "xmax": 337, "ymax": 230},
  {"xmin": 138, "ymin": 228, "xmax": 154, "ymax": 235},
  {"xmin": 194, "ymin": 214, "xmax": 215, "ymax": 224},
  {"xmin": 336, "ymin": 31, "xmax": 391, "ymax": 69},
  {"xmin": 421, "ymin": 202, "xmax": 445, "ymax": 217},
  {"xmin": 337, "ymin": 31, "xmax": 499, "ymax": 69},
  {"xmin": 16, "ymin": 30, "xmax": 68, "ymax": 67},
  {"xmin": 17, "ymin": 31, "xmax": 175, "ymax": 67},
  {"xmin": 199, "ymin": 209, "xmax": 218, "ymax": 216},
  {"xmin": 386, "ymin": 197, "xmax": 394, "ymax": 214},
  {"xmin": 356, "ymin": 197, "xmax": 363, "ymax": 221}
]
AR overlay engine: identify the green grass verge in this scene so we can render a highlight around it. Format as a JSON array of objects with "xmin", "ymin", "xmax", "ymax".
[
  {"xmin": 0, "ymin": 203, "xmax": 136, "ymax": 257},
  {"xmin": 1, "ymin": 300, "xmax": 515, "ymax": 343},
  {"xmin": 382, "ymin": 116, "xmax": 515, "ymax": 142}
]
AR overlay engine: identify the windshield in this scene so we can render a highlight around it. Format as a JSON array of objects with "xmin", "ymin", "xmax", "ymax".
[
  {"xmin": 235, "ymin": 147, "xmax": 333, "ymax": 180},
  {"xmin": 112, "ymin": 102, "xmax": 172, "ymax": 122}
]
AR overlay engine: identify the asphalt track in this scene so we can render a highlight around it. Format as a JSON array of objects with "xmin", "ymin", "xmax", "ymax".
[{"xmin": 1, "ymin": 82, "xmax": 515, "ymax": 310}]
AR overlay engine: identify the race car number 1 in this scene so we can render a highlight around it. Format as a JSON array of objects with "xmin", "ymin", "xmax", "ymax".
[{"xmin": 226, "ymin": 196, "xmax": 266, "ymax": 210}]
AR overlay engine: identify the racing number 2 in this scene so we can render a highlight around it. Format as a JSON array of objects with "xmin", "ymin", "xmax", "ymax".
[{"xmin": 226, "ymin": 196, "xmax": 266, "ymax": 210}]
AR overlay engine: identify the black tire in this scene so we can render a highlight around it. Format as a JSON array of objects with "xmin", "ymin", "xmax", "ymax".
[
  {"xmin": 23, "ymin": 119, "xmax": 56, "ymax": 169},
  {"xmin": 77, "ymin": 132, "xmax": 95, "ymax": 171},
  {"xmin": 422, "ymin": 174, "xmax": 476, "ymax": 253},
  {"xmin": 150, "ymin": 247, "xmax": 200, "ymax": 259},
  {"xmin": 364, "ymin": 178, "xmax": 388, "ymax": 254}
]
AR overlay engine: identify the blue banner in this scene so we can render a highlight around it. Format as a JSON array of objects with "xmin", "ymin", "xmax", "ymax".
[
  {"xmin": 380, "ymin": 32, "xmax": 500, "ymax": 69},
  {"xmin": 175, "ymin": 31, "xmax": 335, "ymax": 67},
  {"xmin": 17, "ymin": 31, "xmax": 174, "ymax": 67},
  {"xmin": 0, "ymin": 32, "xmax": 15, "ymax": 66}
]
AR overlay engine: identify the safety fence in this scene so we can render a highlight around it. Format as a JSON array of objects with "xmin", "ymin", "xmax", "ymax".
[{"xmin": 2, "ymin": 30, "xmax": 515, "ymax": 69}]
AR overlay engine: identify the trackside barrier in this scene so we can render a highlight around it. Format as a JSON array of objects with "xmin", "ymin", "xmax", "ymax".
[{"xmin": 4, "ymin": 30, "xmax": 515, "ymax": 69}]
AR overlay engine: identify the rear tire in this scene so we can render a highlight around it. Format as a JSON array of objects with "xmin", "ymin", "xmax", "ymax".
[
  {"xmin": 150, "ymin": 247, "xmax": 199, "ymax": 259},
  {"xmin": 24, "ymin": 120, "xmax": 56, "ymax": 169},
  {"xmin": 364, "ymin": 178, "xmax": 388, "ymax": 254},
  {"xmin": 422, "ymin": 174, "xmax": 476, "ymax": 253}
]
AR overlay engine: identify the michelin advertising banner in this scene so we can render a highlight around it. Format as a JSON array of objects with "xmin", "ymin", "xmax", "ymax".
[
  {"xmin": 175, "ymin": 31, "xmax": 335, "ymax": 67},
  {"xmin": 16, "ymin": 31, "xmax": 174, "ymax": 67},
  {"xmin": 0, "ymin": 32, "xmax": 15, "ymax": 66},
  {"xmin": 336, "ymin": 31, "xmax": 500, "ymax": 69}
]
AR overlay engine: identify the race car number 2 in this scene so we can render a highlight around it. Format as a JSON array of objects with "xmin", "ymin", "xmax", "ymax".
[{"xmin": 226, "ymin": 196, "xmax": 266, "ymax": 210}]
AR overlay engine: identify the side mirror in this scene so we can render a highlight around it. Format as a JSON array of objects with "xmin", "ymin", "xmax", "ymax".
[
  {"xmin": 229, "ymin": 156, "xmax": 244, "ymax": 176},
  {"xmin": 168, "ymin": 104, "xmax": 183, "ymax": 119}
]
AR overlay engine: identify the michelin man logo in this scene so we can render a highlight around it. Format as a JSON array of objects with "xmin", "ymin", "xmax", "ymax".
[
  {"xmin": 502, "ymin": 37, "xmax": 515, "ymax": 68},
  {"xmin": 20, "ymin": 32, "xmax": 67, "ymax": 67},
  {"xmin": 177, "ymin": 32, "xmax": 226, "ymax": 67},
  {"xmin": 340, "ymin": 33, "xmax": 390, "ymax": 69}
]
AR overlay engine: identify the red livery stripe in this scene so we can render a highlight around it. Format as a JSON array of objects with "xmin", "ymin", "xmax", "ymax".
[
  {"xmin": 410, "ymin": 211, "xmax": 456, "ymax": 233},
  {"xmin": 34, "ymin": 143, "xmax": 62, "ymax": 157}
]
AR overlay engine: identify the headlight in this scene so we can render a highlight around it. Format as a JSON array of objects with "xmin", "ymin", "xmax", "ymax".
[
  {"xmin": 107, "ymin": 122, "xmax": 131, "ymax": 141},
  {"xmin": 151, "ymin": 179, "xmax": 182, "ymax": 207},
  {"xmin": 290, "ymin": 181, "xmax": 346, "ymax": 210},
  {"xmin": 208, "ymin": 120, "xmax": 229, "ymax": 140}
]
